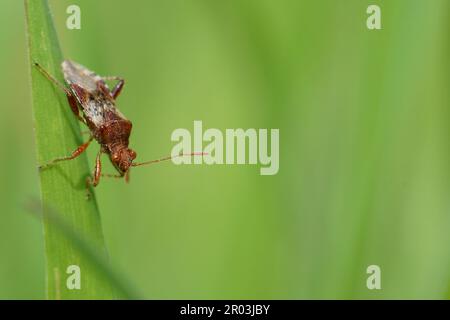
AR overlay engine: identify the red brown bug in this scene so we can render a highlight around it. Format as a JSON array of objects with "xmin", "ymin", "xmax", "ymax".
[{"xmin": 35, "ymin": 60, "xmax": 203, "ymax": 190}]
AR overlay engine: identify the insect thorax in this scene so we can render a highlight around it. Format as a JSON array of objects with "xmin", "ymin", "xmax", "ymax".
[{"xmin": 95, "ymin": 120, "xmax": 132, "ymax": 150}]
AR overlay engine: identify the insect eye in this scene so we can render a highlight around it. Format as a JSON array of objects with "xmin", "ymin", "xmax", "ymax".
[
  {"xmin": 112, "ymin": 154, "xmax": 119, "ymax": 161},
  {"xmin": 129, "ymin": 150, "xmax": 137, "ymax": 160}
]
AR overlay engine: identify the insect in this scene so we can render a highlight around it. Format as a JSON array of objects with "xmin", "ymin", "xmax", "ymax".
[{"xmin": 35, "ymin": 60, "xmax": 203, "ymax": 191}]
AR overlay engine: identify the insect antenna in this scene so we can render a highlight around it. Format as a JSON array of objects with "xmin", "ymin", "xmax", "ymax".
[{"xmin": 132, "ymin": 152, "xmax": 207, "ymax": 167}]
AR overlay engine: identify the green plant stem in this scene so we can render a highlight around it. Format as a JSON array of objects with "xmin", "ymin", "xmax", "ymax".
[{"xmin": 25, "ymin": 0, "xmax": 115, "ymax": 299}]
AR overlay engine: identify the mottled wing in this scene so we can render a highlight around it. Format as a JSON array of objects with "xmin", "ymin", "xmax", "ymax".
[
  {"xmin": 61, "ymin": 60, "xmax": 127, "ymax": 127},
  {"xmin": 62, "ymin": 60, "xmax": 101, "ymax": 93}
]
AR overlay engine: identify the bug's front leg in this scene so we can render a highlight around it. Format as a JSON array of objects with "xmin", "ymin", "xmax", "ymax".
[
  {"xmin": 85, "ymin": 150, "xmax": 103, "ymax": 199},
  {"xmin": 87, "ymin": 150, "xmax": 103, "ymax": 187},
  {"xmin": 39, "ymin": 136, "xmax": 94, "ymax": 170}
]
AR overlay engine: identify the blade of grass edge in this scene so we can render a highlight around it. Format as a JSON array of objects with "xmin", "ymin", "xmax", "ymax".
[
  {"xmin": 26, "ymin": 199, "xmax": 140, "ymax": 299},
  {"xmin": 25, "ymin": 0, "xmax": 116, "ymax": 299}
]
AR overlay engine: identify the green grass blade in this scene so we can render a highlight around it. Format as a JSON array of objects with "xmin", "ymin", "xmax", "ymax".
[
  {"xmin": 25, "ymin": 0, "xmax": 115, "ymax": 299},
  {"xmin": 26, "ymin": 199, "xmax": 140, "ymax": 299}
]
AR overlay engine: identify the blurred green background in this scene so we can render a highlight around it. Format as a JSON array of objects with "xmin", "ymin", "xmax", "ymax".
[{"xmin": 0, "ymin": 0, "xmax": 449, "ymax": 299}]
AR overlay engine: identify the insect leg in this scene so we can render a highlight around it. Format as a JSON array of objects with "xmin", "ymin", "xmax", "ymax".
[
  {"xmin": 34, "ymin": 62, "xmax": 86, "ymax": 125},
  {"xmin": 101, "ymin": 171, "xmax": 130, "ymax": 183},
  {"xmin": 85, "ymin": 150, "xmax": 103, "ymax": 199},
  {"xmin": 87, "ymin": 150, "xmax": 103, "ymax": 187},
  {"xmin": 103, "ymin": 76, "xmax": 125, "ymax": 99},
  {"xmin": 39, "ymin": 136, "xmax": 94, "ymax": 170},
  {"xmin": 101, "ymin": 173, "xmax": 123, "ymax": 179}
]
